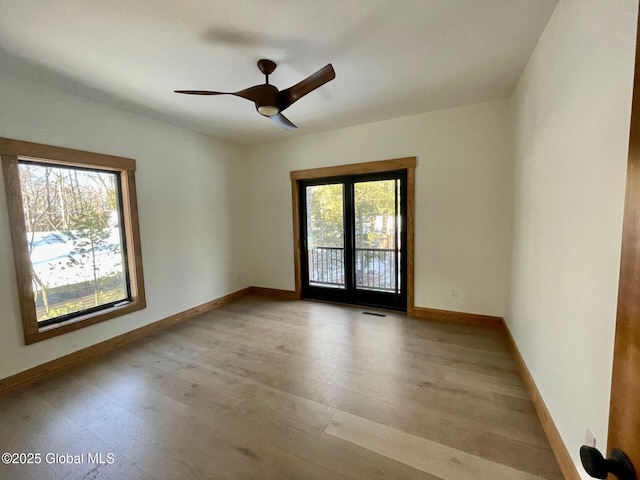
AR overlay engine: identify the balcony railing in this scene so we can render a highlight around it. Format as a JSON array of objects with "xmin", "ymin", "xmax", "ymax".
[
  {"xmin": 355, "ymin": 247, "xmax": 397, "ymax": 292},
  {"xmin": 309, "ymin": 247, "xmax": 345, "ymax": 287},
  {"xmin": 309, "ymin": 246, "xmax": 399, "ymax": 292}
]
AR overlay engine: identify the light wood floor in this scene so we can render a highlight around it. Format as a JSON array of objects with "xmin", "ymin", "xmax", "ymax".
[{"xmin": 0, "ymin": 296, "xmax": 563, "ymax": 480}]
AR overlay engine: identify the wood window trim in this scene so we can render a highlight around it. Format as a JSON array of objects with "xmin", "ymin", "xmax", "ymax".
[
  {"xmin": 290, "ymin": 157, "xmax": 416, "ymax": 314},
  {"xmin": 1, "ymin": 137, "xmax": 146, "ymax": 345}
]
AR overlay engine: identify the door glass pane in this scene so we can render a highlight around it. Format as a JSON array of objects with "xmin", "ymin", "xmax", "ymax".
[
  {"xmin": 354, "ymin": 179, "xmax": 398, "ymax": 292},
  {"xmin": 306, "ymin": 183, "xmax": 345, "ymax": 288},
  {"xmin": 396, "ymin": 179, "xmax": 402, "ymax": 292}
]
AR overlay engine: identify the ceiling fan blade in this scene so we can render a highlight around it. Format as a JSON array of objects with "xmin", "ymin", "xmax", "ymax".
[
  {"xmin": 176, "ymin": 85, "xmax": 274, "ymax": 103},
  {"xmin": 175, "ymin": 85, "xmax": 270, "ymax": 101},
  {"xmin": 174, "ymin": 90, "xmax": 229, "ymax": 95},
  {"xmin": 233, "ymin": 85, "xmax": 274, "ymax": 103},
  {"xmin": 269, "ymin": 113, "xmax": 297, "ymax": 130},
  {"xmin": 278, "ymin": 64, "xmax": 335, "ymax": 111}
]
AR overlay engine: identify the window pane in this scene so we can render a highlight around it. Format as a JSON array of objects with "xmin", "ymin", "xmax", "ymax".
[{"xmin": 18, "ymin": 161, "xmax": 129, "ymax": 323}]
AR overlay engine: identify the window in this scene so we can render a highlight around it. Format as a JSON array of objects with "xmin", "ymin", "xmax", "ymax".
[{"xmin": 1, "ymin": 138, "xmax": 145, "ymax": 344}]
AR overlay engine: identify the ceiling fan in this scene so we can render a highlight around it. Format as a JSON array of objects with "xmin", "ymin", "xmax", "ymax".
[{"xmin": 175, "ymin": 59, "xmax": 335, "ymax": 130}]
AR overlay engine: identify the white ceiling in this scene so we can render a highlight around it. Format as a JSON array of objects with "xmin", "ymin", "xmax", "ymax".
[{"xmin": 0, "ymin": 0, "xmax": 558, "ymax": 145}]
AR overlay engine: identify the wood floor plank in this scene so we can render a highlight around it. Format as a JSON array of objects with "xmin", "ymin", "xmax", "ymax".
[
  {"xmin": 96, "ymin": 346, "xmax": 337, "ymax": 433},
  {"xmin": 0, "ymin": 389, "xmax": 152, "ymax": 480},
  {"xmin": 326, "ymin": 410, "xmax": 549, "ymax": 480},
  {"xmin": 197, "ymin": 308, "xmax": 519, "ymax": 377},
  {"xmin": 111, "ymin": 374, "xmax": 441, "ymax": 480},
  {"xmin": 137, "ymin": 302, "xmax": 559, "ymax": 477},
  {"xmin": 444, "ymin": 369, "xmax": 531, "ymax": 399},
  {"xmin": 149, "ymin": 299, "xmax": 557, "ymax": 477},
  {"xmin": 0, "ymin": 296, "xmax": 563, "ymax": 480},
  {"xmin": 180, "ymin": 314, "xmax": 521, "ymax": 396}
]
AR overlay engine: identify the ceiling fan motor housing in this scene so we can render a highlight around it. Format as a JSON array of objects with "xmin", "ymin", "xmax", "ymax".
[{"xmin": 255, "ymin": 84, "xmax": 280, "ymax": 116}]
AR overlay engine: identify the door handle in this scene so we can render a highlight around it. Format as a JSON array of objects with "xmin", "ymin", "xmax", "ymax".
[{"xmin": 580, "ymin": 445, "xmax": 636, "ymax": 480}]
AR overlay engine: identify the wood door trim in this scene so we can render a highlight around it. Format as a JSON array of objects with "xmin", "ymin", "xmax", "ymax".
[
  {"xmin": 290, "ymin": 157, "xmax": 416, "ymax": 310},
  {"xmin": 291, "ymin": 178, "xmax": 303, "ymax": 298},
  {"xmin": 608, "ymin": 4, "xmax": 640, "ymax": 463},
  {"xmin": 290, "ymin": 157, "xmax": 416, "ymax": 180},
  {"xmin": 406, "ymin": 166, "xmax": 416, "ymax": 315}
]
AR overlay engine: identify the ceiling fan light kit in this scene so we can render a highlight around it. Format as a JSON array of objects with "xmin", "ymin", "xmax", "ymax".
[
  {"xmin": 175, "ymin": 59, "xmax": 335, "ymax": 130},
  {"xmin": 257, "ymin": 105, "xmax": 279, "ymax": 116}
]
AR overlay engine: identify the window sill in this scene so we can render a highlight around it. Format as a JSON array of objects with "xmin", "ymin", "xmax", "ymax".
[{"xmin": 24, "ymin": 299, "xmax": 146, "ymax": 345}]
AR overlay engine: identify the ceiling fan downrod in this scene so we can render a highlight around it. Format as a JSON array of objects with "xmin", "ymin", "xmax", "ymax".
[{"xmin": 257, "ymin": 59, "xmax": 277, "ymax": 86}]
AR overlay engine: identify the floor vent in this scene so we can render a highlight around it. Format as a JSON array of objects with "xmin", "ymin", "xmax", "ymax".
[{"xmin": 362, "ymin": 311, "xmax": 387, "ymax": 317}]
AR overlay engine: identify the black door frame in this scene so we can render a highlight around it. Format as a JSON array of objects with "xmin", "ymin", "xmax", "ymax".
[
  {"xmin": 290, "ymin": 157, "xmax": 416, "ymax": 314},
  {"xmin": 299, "ymin": 170, "xmax": 408, "ymax": 311}
]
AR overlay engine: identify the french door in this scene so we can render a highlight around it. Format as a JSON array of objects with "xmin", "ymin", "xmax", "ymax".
[{"xmin": 300, "ymin": 170, "xmax": 407, "ymax": 310}]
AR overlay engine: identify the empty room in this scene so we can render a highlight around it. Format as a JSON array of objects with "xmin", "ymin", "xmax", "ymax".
[{"xmin": 0, "ymin": 1, "xmax": 638, "ymax": 479}]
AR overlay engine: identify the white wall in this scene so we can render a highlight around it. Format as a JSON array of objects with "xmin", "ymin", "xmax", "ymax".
[
  {"xmin": 243, "ymin": 99, "xmax": 514, "ymax": 317},
  {"xmin": 508, "ymin": 0, "xmax": 637, "ymax": 477},
  {"xmin": 0, "ymin": 71, "xmax": 248, "ymax": 379}
]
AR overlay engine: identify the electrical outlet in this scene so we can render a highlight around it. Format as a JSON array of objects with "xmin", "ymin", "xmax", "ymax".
[
  {"xmin": 451, "ymin": 289, "xmax": 459, "ymax": 299},
  {"xmin": 585, "ymin": 428, "xmax": 596, "ymax": 447}
]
